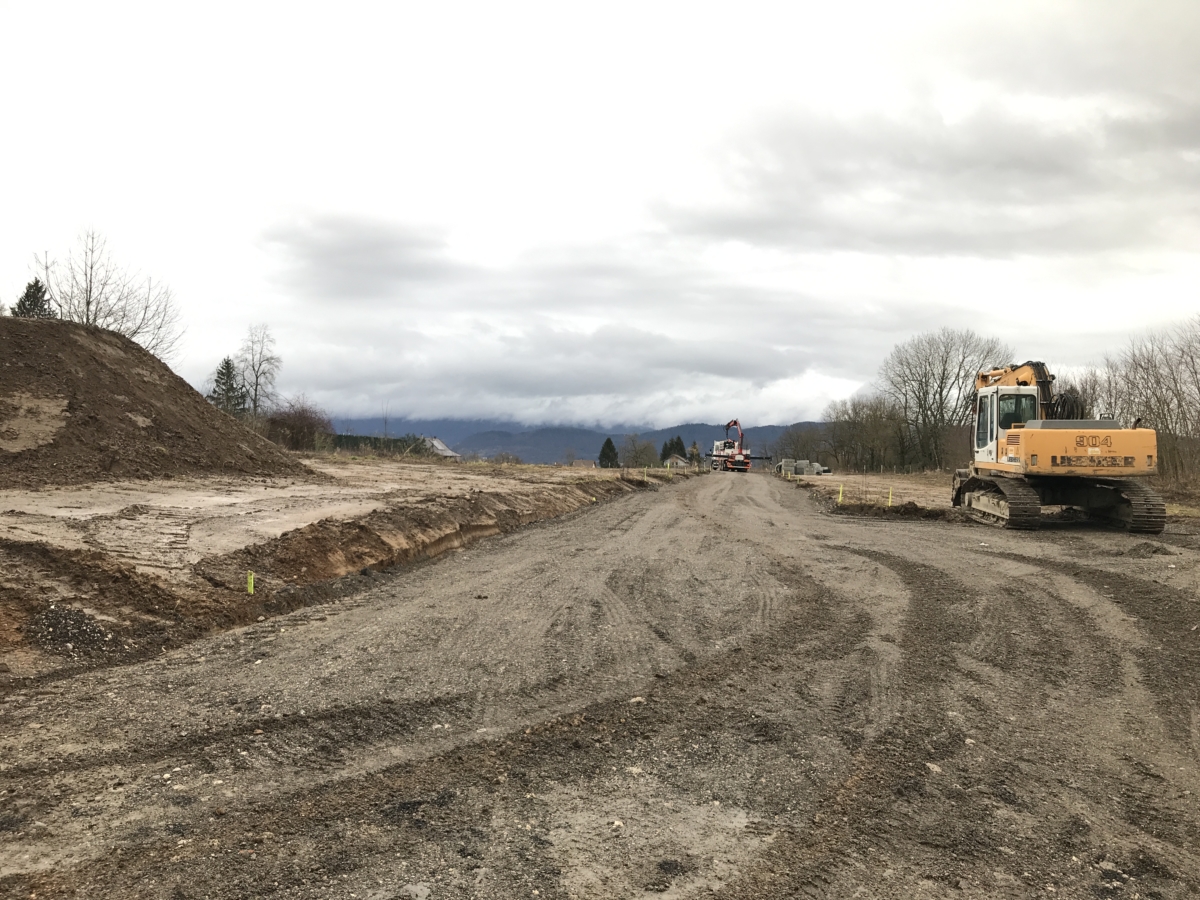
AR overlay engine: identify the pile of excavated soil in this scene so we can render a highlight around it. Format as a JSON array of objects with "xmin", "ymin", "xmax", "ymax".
[
  {"xmin": 0, "ymin": 317, "xmax": 305, "ymax": 488},
  {"xmin": 0, "ymin": 537, "xmax": 194, "ymax": 681},
  {"xmin": 830, "ymin": 499, "xmax": 962, "ymax": 521}
]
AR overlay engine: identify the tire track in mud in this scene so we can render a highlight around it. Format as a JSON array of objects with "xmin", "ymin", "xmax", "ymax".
[
  {"xmin": 0, "ymin": 691, "xmax": 475, "ymax": 784},
  {"xmin": 731, "ymin": 540, "xmax": 1199, "ymax": 900},
  {"xmin": 987, "ymin": 546, "xmax": 1200, "ymax": 748},
  {"xmin": 3, "ymin": 548, "xmax": 869, "ymax": 899},
  {"xmin": 715, "ymin": 549, "xmax": 993, "ymax": 899}
]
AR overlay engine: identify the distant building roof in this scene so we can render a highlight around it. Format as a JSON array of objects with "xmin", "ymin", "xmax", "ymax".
[
  {"xmin": 664, "ymin": 454, "xmax": 690, "ymax": 467},
  {"xmin": 423, "ymin": 436, "xmax": 461, "ymax": 459}
]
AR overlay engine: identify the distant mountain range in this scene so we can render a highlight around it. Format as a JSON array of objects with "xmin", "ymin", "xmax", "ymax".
[{"xmin": 333, "ymin": 417, "xmax": 819, "ymax": 464}]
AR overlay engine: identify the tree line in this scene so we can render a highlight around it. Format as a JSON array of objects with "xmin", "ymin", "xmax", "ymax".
[
  {"xmin": 770, "ymin": 328, "xmax": 1011, "ymax": 473},
  {"xmin": 596, "ymin": 434, "xmax": 701, "ymax": 468},
  {"xmin": 3, "ymin": 230, "xmax": 183, "ymax": 360},
  {"xmin": 206, "ymin": 326, "xmax": 438, "ymax": 457},
  {"xmin": 1064, "ymin": 315, "xmax": 1200, "ymax": 481},
  {"xmin": 776, "ymin": 318, "xmax": 1200, "ymax": 482}
]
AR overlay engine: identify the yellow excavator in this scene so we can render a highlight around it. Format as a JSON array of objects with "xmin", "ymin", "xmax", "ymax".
[{"xmin": 951, "ymin": 361, "xmax": 1165, "ymax": 532}]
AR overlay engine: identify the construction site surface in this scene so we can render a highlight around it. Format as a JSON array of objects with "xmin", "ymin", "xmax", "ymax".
[{"xmin": 2, "ymin": 319, "xmax": 1199, "ymax": 899}]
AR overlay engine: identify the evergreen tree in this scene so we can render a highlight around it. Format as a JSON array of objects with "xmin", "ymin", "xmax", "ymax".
[
  {"xmin": 661, "ymin": 435, "xmax": 686, "ymax": 461},
  {"xmin": 206, "ymin": 356, "xmax": 249, "ymax": 416},
  {"xmin": 11, "ymin": 278, "xmax": 57, "ymax": 318},
  {"xmin": 688, "ymin": 441, "xmax": 701, "ymax": 466},
  {"xmin": 660, "ymin": 440, "xmax": 672, "ymax": 463},
  {"xmin": 598, "ymin": 436, "xmax": 619, "ymax": 468}
]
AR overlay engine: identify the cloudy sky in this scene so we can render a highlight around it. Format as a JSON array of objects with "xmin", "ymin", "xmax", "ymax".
[{"xmin": 2, "ymin": 1, "xmax": 1198, "ymax": 427}]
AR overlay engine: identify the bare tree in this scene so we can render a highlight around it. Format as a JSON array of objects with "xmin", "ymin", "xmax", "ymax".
[
  {"xmin": 878, "ymin": 328, "xmax": 1012, "ymax": 470},
  {"xmin": 236, "ymin": 324, "xmax": 282, "ymax": 417},
  {"xmin": 40, "ymin": 230, "xmax": 183, "ymax": 360},
  {"xmin": 619, "ymin": 433, "xmax": 658, "ymax": 468},
  {"xmin": 1097, "ymin": 316, "xmax": 1200, "ymax": 481},
  {"xmin": 822, "ymin": 394, "xmax": 905, "ymax": 471},
  {"xmin": 772, "ymin": 423, "xmax": 827, "ymax": 465}
]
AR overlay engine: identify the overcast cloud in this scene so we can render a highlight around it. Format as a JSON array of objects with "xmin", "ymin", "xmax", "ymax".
[
  {"xmin": 666, "ymin": 101, "xmax": 1200, "ymax": 256},
  {"xmin": 3, "ymin": 2, "xmax": 1199, "ymax": 427}
]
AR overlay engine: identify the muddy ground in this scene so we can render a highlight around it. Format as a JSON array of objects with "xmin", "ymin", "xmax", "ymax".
[{"xmin": 2, "ymin": 469, "xmax": 1199, "ymax": 898}]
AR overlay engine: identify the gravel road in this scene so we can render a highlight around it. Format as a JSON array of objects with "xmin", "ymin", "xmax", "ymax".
[{"xmin": 3, "ymin": 472, "xmax": 1198, "ymax": 899}]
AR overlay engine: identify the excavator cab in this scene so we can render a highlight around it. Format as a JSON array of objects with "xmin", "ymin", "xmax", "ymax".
[{"xmin": 974, "ymin": 385, "xmax": 1039, "ymax": 466}]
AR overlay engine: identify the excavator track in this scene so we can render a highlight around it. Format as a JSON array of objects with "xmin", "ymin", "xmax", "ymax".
[
  {"xmin": 1090, "ymin": 478, "xmax": 1167, "ymax": 534},
  {"xmin": 959, "ymin": 475, "xmax": 1042, "ymax": 530}
]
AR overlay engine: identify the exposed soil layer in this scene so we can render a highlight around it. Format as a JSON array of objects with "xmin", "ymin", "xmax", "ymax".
[
  {"xmin": 0, "ymin": 460, "xmax": 668, "ymax": 685},
  {"xmin": 0, "ymin": 317, "xmax": 305, "ymax": 488},
  {"xmin": 829, "ymin": 499, "xmax": 961, "ymax": 521},
  {"xmin": 2, "ymin": 471, "xmax": 1197, "ymax": 899}
]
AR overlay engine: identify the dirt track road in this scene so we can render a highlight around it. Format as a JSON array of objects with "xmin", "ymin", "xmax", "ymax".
[{"xmin": 3, "ymin": 472, "xmax": 1199, "ymax": 899}]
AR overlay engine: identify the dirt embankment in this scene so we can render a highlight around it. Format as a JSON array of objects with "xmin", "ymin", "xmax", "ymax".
[
  {"xmin": 0, "ymin": 461, "xmax": 680, "ymax": 686},
  {"xmin": 0, "ymin": 317, "xmax": 305, "ymax": 488}
]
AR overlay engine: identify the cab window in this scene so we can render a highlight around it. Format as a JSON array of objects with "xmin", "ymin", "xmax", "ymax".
[
  {"xmin": 975, "ymin": 396, "xmax": 991, "ymax": 448},
  {"xmin": 997, "ymin": 393, "xmax": 1037, "ymax": 430}
]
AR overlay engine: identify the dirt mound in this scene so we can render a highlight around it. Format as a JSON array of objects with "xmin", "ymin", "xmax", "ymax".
[
  {"xmin": 1120, "ymin": 540, "xmax": 1175, "ymax": 558},
  {"xmin": 832, "ymin": 500, "xmax": 960, "ymax": 521},
  {"xmin": 0, "ymin": 317, "xmax": 305, "ymax": 487}
]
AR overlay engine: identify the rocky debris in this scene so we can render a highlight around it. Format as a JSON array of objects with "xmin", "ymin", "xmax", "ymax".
[{"xmin": 28, "ymin": 605, "xmax": 111, "ymax": 657}]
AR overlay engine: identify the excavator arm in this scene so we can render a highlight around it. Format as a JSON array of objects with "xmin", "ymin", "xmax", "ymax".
[
  {"xmin": 975, "ymin": 360, "xmax": 1088, "ymax": 421},
  {"xmin": 975, "ymin": 361, "xmax": 1055, "ymax": 419}
]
